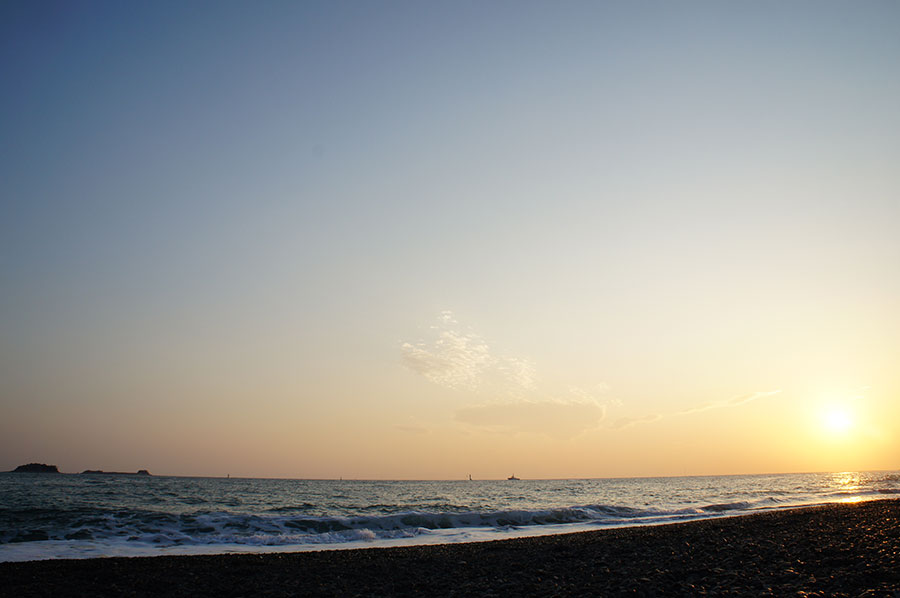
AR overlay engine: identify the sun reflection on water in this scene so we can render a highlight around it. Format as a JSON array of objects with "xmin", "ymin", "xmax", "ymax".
[
  {"xmin": 831, "ymin": 472, "xmax": 861, "ymax": 490},
  {"xmin": 839, "ymin": 496, "xmax": 864, "ymax": 503}
]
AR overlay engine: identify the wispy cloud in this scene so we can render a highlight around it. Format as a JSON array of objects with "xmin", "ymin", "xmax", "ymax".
[
  {"xmin": 402, "ymin": 311, "xmax": 609, "ymax": 438},
  {"xmin": 677, "ymin": 390, "xmax": 782, "ymax": 415},
  {"xmin": 402, "ymin": 314, "xmax": 782, "ymax": 439},
  {"xmin": 400, "ymin": 326, "xmax": 492, "ymax": 392},
  {"xmin": 400, "ymin": 311, "xmax": 536, "ymax": 394},
  {"xmin": 497, "ymin": 357, "xmax": 537, "ymax": 394},
  {"xmin": 607, "ymin": 414, "xmax": 662, "ymax": 430},
  {"xmin": 606, "ymin": 390, "xmax": 782, "ymax": 430},
  {"xmin": 569, "ymin": 384, "xmax": 614, "ymax": 403}
]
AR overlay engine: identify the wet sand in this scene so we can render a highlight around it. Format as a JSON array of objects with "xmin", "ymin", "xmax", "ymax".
[{"xmin": 2, "ymin": 499, "xmax": 898, "ymax": 597}]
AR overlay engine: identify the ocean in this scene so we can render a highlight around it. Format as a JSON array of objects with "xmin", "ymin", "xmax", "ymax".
[{"xmin": 1, "ymin": 471, "xmax": 898, "ymax": 562}]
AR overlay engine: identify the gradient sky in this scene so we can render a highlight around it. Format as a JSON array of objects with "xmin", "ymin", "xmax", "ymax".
[{"xmin": 2, "ymin": 1, "xmax": 898, "ymax": 479}]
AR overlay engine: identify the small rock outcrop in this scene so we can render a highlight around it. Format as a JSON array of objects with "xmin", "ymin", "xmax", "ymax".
[
  {"xmin": 12, "ymin": 463, "xmax": 61, "ymax": 473},
  {"xmin": 80, "ymin": 469, "xmax": 152, "ymax": 476}
]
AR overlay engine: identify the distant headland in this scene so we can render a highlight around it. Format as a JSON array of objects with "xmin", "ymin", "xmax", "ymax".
[
  {"xmin": 11, "ymin": 463, "xmax": 60, "ymax": 473},
  {"xmin": 81, "ymin": 469, "xmax": 152, "ymax": 476},
  {"xmin": 8, "ymin": 463, "xmax": 151, "ymax": 475}
]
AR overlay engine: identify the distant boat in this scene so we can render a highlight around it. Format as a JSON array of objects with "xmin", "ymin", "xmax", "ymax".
[{"xmin": 507, "ymin": 474, "xmax": 520, "ymax": 480}]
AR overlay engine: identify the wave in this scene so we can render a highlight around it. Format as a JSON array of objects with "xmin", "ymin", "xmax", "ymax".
[
  {"xmin": 699, "ymin": 501, "xmax": 753, "ymax": 512},
  {"xmin": 874, "ymin": 474, "xmax": 900, "ymax": 483},
  {"xmin": 2, "ymin": 471, "xmax": 897, "ymax": 562},
  {"xmin": 0, "ymin": 499, "xmax": 783, "ymax": 549}
]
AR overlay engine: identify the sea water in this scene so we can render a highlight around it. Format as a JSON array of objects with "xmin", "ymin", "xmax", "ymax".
[{"xmin": 1, "ymin": 471, "xmax": 898, "ymax": 562}]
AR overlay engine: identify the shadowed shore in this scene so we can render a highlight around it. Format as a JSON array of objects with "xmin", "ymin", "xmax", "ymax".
[{"xmin": 2, "ymin": 499, "xmax": 898, "ymax": 597}]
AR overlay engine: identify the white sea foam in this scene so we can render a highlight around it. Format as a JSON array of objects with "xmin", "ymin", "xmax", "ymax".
[{"xmin": 1, "ymin": 471, "xmax": 898, "ymax": 562}]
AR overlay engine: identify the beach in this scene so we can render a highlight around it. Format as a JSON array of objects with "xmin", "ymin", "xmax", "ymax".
[{"xmin": 2, "ymin": 498, "xmax": 898, "ymax": 597}]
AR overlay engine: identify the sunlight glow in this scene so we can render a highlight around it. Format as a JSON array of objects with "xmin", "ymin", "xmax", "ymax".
[{"xmin": 823, "ymin": 408, "xmax": 853, "ymax": 435}]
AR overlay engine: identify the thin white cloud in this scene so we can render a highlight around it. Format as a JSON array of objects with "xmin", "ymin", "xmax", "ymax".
[
  {"xmin": 402, "ymin": 312, "xmax": 610, "ymax": 439},
  {"xmin": 403, "ymin": 314, "xmax": 783, "ymax": 438},
  {"xmin": 400, "ymin": 311, "xmax": 537, "ymax": 395},
  {"xmin": 400, "ymin": 312, "xmax": 492, "ymax": 390},
  {"xmin": 607, "ymin": 413, "xmax": 663, "ymax": 430},
  {"xmin": 678, "ymin": 390, "xmax": 782, "ymax": 415},
  {"xmin": 606, "ymin": 390, "xmax": 782, "ymax": 430},
  {"xmin": 568, "ymin": 384, "xmax": 613, "ymax": 403},
  {"xmin": 497, "ymin": 357, "xmax": 537, "ymax": 393}
]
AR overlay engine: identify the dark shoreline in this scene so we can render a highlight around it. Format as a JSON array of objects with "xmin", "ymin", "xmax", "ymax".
[{"xmin": 2, "ymin": 499, "xmax": 898, "ymax": 597}]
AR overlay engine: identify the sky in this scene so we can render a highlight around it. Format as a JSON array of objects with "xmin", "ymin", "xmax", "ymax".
[{"xmin": 1, "ymin": 1, "xmax": 898, "ymax": 479}]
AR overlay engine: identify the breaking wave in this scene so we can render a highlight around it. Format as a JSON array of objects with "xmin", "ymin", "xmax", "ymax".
[
  {"xmin": 2, "ymin": 470, "xmax": 897, "ymax": 561},
  {"xmin": 0, "ymin": 498, "xmax": 799, "ymax": 549}
]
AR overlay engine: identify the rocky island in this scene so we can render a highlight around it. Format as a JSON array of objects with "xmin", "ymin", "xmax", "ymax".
[
  {"xmin": 7, "ymin": 464, "xmax": 152, "ymax": 475},
  {"xmin": 10, "ymin": 463, "xmax": 61, "ymax": 473},
  {"xmin": 80, "ymin": 469, "xmax": 152, "ymax": 476}
]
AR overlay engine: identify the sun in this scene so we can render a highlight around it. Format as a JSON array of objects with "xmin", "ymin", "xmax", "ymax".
[{"xmin": 822, "ymin": 407, "xmax": 853, "ymax": 435}]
